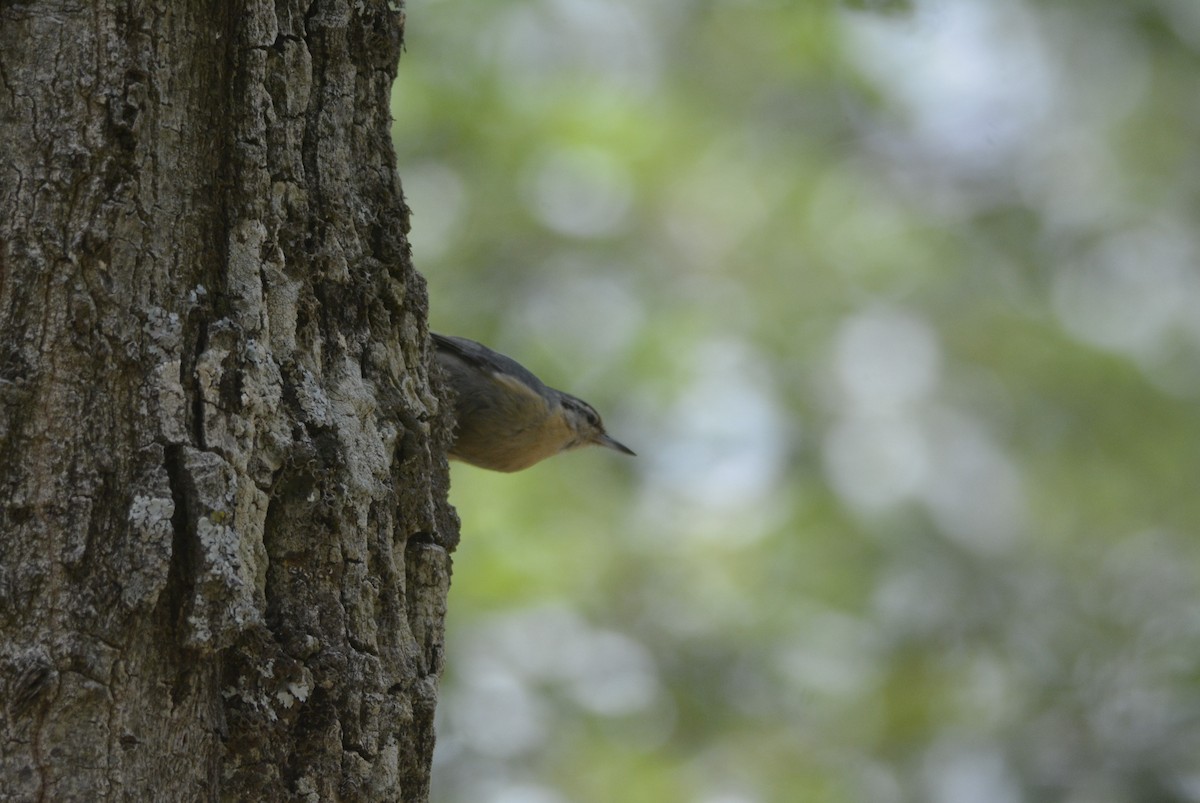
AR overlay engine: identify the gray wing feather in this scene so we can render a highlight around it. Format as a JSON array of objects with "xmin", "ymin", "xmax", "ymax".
[{"xmin": 431, "ymin": 333, "xmax": 553, "ymax": 398}]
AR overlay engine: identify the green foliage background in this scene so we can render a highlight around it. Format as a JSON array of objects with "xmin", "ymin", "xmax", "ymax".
[{"xmin": 392, "ymin": 1, "xmax": 1200, "ymax": 800}]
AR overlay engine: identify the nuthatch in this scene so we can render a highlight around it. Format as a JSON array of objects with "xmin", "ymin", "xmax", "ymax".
[{"xmin": 433, "ymin": 333, "xmax": 635, "ymax": 472}]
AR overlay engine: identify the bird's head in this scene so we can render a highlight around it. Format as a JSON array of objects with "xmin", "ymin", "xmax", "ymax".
[{"xmin": 556, "ymin": 392, "xmax": 636, "ymax": 457}]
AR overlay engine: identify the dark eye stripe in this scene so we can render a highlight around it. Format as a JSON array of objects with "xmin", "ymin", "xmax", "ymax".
[{"xmin": 562, "ymin": 396, "xmax": 602, "ymax": 427}]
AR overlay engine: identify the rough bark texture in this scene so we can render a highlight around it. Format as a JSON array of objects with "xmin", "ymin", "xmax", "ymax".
[{"xmin": 0, "ymin": 1, "xmax": 458, "ymax": 800}]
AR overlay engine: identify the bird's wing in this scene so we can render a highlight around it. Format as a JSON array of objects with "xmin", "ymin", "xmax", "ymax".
[{"xmin": 431, "ymin": 333, "xmax": 552, "ymax": 397}]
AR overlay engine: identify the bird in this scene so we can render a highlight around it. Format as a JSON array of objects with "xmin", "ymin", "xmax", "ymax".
[{"xmin": 432, "ymin": 332, "xmax": 635, "ymax": 472}]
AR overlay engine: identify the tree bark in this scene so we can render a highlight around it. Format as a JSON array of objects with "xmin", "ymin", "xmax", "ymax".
[{"xmin": 0, "ymin": 2, "xmax": 457, "ymax": 800}]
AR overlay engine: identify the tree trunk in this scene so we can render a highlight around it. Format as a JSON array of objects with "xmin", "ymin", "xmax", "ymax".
[{"xmin": 0, "ymin": 2, "xmax": 457, "ymax": 800}]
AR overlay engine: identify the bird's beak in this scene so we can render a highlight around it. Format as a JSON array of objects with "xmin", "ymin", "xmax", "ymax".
[{"xmin": 596, "ymin": 433, "xmax": 636, "ymax": 456}]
